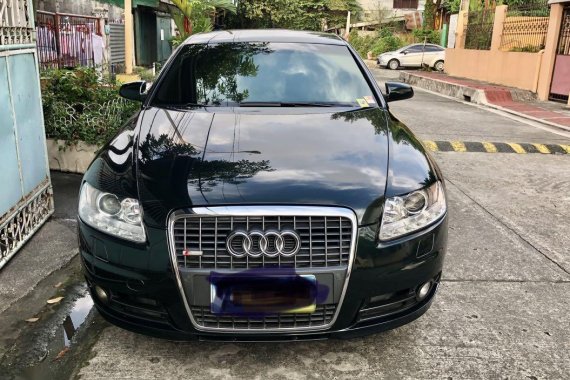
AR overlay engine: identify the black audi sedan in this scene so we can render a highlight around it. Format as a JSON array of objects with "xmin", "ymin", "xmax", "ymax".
[{"xmin": 78, "ymin": 30, "xmax": 448, "ymax": 340}]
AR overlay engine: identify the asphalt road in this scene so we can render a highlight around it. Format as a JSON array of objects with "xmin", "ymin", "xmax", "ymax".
[{"xmin": 62, "ymin": 70, "xmax": 570, "ymax": 379}]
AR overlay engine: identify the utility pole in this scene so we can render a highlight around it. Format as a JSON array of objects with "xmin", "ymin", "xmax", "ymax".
[
  {"xmin": 344, "ymin": 11, "xmax": 351, "ymax": 40},
  {"xmin": 124, "ymin": 0, "xmax": 134, "ymax": 74}
]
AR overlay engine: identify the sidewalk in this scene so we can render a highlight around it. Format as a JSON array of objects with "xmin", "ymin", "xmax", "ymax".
[
  {"xmin": 400, "ymin": 71, "xmax": 570, "ymax": 131},
  {"xmin": 0, "ymin": 172, "xmax": 81, "ymax": 315}
]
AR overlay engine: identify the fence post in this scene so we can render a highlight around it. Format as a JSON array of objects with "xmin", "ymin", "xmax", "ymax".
[
  {"xmin": 491, "ymin": 5, "xmax": 507, "ymax": 51},
  {"xmin": 455, "ymin": 10, "xmax": 468, "ymax": 49},
  {"xmin": 537, "ymin": 3, "xmax": 565, "ymax": 101},
  {"xmin": 54, "ymin": 13, "xmax": 61, "ymax": 69}
]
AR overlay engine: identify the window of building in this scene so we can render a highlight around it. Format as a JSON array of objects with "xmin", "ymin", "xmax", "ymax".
[{"xmin": 393, "ymin": 0, "xmax": 419, "ymax": 9}]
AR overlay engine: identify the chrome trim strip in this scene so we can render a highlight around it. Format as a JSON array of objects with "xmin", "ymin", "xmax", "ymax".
[{"xmin": 167, "ymin": 205, "xmax": 358, "ymax": 334}]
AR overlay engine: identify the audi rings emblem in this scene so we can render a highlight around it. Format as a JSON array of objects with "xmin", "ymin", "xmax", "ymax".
[{"xmin": 226, "ymin": 230, "xmax": 301, "ymax": 258}]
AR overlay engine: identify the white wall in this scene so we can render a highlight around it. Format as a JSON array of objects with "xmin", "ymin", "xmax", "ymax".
[{"xmin": 358, "ymin": 0, "xmax": 421, "ymax": 22}]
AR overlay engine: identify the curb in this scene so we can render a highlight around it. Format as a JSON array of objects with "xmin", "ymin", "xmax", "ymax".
[
  {"xmin": 486, "ymin": 103, "xmax": 570, "ymax": 133},
  {"xmin": 400, "ymin": 71, "xmax": 489, "ymax": 104},
  {"xmin": 399, "ymin": 72, "xmax": 570, "ymax": 133}
]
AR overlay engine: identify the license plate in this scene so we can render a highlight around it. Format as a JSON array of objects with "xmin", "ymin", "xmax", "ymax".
[{"xmin": 210, "ymin": 274, "xmax": 317, "ymax": 315}]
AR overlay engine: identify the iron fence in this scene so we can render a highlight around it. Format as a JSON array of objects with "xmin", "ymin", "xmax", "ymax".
[
  {"xmin": 0, "ymin": 0, "xmax": 34, "ymax": 46},
  {"xmin": 465, "ymin": 7, "xmax": 496, "ymax": 50},
  {"xmin": 36, "ymin": 11, "xmax": 101, "ymax": 70},
  {"xmin": 558, "ymin": 10, "xmax": 570, "ymax": 55},
  {"xmin": 500, "ymin": 0, "xmax": 550, "ymax": 52}
]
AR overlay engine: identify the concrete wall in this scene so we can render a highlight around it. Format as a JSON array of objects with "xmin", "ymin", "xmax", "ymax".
[
  {"xmin": 33, "ymin": 0, "xmax": 124, "ymax": 22},
  {"xmin": 448, "ymin": 3, "xmax": 569, "ymax": 100},
  {"xmin": 445, "ymin": 48, "xmax": 543, "ymax": 92},
  {"xmin": 358, "ymin": 0, "xmax": 421, "ymax": 22}
]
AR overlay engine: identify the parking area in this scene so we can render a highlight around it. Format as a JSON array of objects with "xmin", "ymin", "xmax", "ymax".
[
  {"xmin": 1, "ymin": 68, "xmax": 569, "ymax": 380},
  {"xmin": 71, "ymin": 69, "xmax": 570, "ymax": 379}
]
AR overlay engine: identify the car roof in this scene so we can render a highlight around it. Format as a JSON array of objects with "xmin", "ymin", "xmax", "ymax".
[
  {"xmin": 406, "ymin": 43, "xmax": 442, "ymax": 48},
  {"xmin": 183, "ymin": 29, "xmax": 347, "ymax": 45}
]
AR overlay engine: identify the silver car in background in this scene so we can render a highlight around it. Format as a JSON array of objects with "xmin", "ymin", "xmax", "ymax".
[{"xmin": 377, "ymin": 43, "xmax": 445, "ymax": 71}]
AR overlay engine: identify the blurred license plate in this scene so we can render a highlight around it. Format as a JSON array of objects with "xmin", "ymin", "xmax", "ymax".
[{"xmin": 210, "ymin": 274, "xmax": 317, "ymax": 315}]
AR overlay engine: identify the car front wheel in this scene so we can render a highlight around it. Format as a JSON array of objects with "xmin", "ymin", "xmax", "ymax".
[{"xmin": 388, "ymin": 59, "xmax": 400, "ymax": 70}]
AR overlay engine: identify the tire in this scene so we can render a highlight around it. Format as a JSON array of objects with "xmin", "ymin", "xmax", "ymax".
[
  {"xmin": 434, "ymin": 60, "xmax": 444, "ymax": 72},
  {"xmin": 388, "ymin": 59, "xmax": 400, "ymax": 70}
]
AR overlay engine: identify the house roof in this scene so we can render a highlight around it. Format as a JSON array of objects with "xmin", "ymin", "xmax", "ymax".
[{"xmin": 184, "ymin": 29, "xmax": 346, "ymax": 45}]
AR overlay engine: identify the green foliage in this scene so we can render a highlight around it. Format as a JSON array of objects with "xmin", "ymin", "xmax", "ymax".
[
  {"xmin": 170, "ymin": 0, "xmax": 237, "ymax": 38},
  {"xmin": 442, "ymin": 0, "xmax": 462, "ymax": 13},
  {"xmin": 41, "ymin": 67, "xmax": 139, "ymax": 146},
  {"xmin": 169, "ymin": 34, "xmax": 188, "ymax": 48},
  {"xmin": 348, "ymin": 29, "xmax": 404, "ymax": 58},
  {"xmin": 510, "ymin": 45, "xmax": 542, "ymax": 53},
  {"xmin": 412, "ymin": 28, "xmax": 442, "ymax": 44},
  {"xmin": 228, "ymin": 0, "xmax": 361, "ymax": 31},
  {"xmin": 423, "ymin": 0, "xmax": 436, "ymax": 30},
  {"xmin": 133, "ymin": 66, "xmax": 157, "ymax": 82}
]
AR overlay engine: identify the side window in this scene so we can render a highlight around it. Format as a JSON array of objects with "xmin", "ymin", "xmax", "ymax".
[
  {"xmin": 425, "ymin": 45, "xmax": 443, "ymax": 52},
  {"xmin": 406, "ymin": 45, "xmax": 423, "ymax": 53}
]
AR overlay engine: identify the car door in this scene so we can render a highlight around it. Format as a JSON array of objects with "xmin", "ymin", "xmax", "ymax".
[
  {"xmin": 399, "ymin": 45, "xmax": 425, "ymax": 67},
  {"xmin": 423, "ymin": 45, "xmax": 444, "ymax": 64}
]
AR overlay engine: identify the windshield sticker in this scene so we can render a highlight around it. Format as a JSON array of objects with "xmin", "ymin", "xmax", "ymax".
[
  {"xmin": 364, "ymin": 96, "xmax": 376, "ymax": 104},
  {"xmin": 356, "ymin": 98, "xmax": 369, "ymax": 107}
]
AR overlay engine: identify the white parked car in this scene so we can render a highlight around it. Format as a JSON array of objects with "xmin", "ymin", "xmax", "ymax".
[{"xmin": 377, "ymin": 43, "xmax": 445, "ymax": 71}]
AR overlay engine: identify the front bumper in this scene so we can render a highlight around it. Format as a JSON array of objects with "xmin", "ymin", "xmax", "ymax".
[
  {"xmin": 377, "ymin": 56, "xmax": 391, "ymax": 67},
  {"xmin": 79, "ymin": 215, "xmax": 447, "ymax": 340}
]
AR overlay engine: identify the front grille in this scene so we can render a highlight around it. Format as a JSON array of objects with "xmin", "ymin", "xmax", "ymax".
[
  {"xmin": 173, "ymin": 215, "xmax": 353, "ymax": 269},
  {"xmin": 191, "ymin": 304, "xmax": 337, "ymax": 329}
]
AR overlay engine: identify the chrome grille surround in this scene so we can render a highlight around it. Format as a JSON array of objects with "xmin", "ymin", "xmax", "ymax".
[
  {"xmin": 172, "ymin": 213, "xmax": 352, "ymax": 269},
  {"xmin": 167, "ymin": 206, "xmax": 358, "ymax": 334}
]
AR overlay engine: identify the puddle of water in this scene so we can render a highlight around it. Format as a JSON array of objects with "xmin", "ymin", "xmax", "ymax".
[
  {"xmin": 62, "ymin": 293, "xmax": 94, "ymax": 347},
  {"xmin": 14, "ymin": 290, "xmax": 95, "ymax": 380}
]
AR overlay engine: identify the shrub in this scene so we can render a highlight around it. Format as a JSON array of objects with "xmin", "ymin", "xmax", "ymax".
[
  {"xmin": 412, "ymin": 28, "xmax": 442, "ymax": 45},
  {"xmin": 41, "ymin": 67, "xmax": 140, "ymax": 147},
  {"xmin": 349, "ymin": 28, "xmax": 404, "ymax": 58}
]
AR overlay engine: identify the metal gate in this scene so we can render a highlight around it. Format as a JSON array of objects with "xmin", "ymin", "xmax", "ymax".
[
  {"xmin": 156, "ymin": 15, "xmax": 172, "ymax": 63},
  {"xmin": 35, "ymin": 10, "xmax": 101, "ymax": 70},
  {"xmin": 0, "ymin": 0, "xmax": 54, "ymax": 269},
  {"xmin": 109, "ymin": 22, "xmax": 125, "ymax": 74},
  {"xmin": 550, "ymin": 6, "xmax": 570, "ymax": 102}
]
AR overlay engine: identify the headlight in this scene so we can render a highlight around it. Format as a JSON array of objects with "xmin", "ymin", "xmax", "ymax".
[
  {"xmin": 78, "ymin": 182, "xmax": 146, "ymax": 243},
  {"xmin": 379, "ymin": 182, "xmax": 446, "ymax": 241}
]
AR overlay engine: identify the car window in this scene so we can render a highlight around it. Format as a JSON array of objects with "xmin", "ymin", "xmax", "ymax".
[
  {"xmin": 151, "ymin": 42, "xmax": 376, "ymax": 107},
  {"xmin": 405, "ymin": 45, "xmax": 424, "ymax": 53},
  {"xmin": 425, "ymin": 45, "xmax": 444, "ymax": 52}
]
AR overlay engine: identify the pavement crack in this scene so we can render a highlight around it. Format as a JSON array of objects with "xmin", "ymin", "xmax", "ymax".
[{"xmin": 446, "ymin": 179, "xmax": 570, "ymax": 277}]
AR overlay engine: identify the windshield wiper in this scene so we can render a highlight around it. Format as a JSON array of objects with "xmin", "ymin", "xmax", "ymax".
[{"xmin": 239, "ymin": 101, "xmax": 353, "ymax": 107}]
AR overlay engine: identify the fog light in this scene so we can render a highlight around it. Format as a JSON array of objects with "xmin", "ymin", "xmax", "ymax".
[
  {"xmin": 417, "ymin": 282, "xmax": 431, "ymax": 300},
  {"xmin": 94, "ymin": 286, "xmax": 109, "ymax": 304}
]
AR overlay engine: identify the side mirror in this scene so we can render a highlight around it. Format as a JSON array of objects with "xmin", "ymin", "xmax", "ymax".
[
  {"xmin": 385, "ymin": 82, "xmax": 414, "ymax": 102},
  {"xmin": 119, "ymin": 81, "xmax": 147, "ymax": 102},
  {"xmin": 402, "ymin": 50, "xmax": 408, "ymax": 55}
]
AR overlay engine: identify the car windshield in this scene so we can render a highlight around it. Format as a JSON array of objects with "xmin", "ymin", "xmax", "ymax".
[{"xmin": 151, "ymin": 42, "xmax": 376, "ymax": 107}]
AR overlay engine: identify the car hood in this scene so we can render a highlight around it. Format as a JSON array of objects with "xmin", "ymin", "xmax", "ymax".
[
  {"xmin": 378, "ymin": 51, "xmax": 398, "ymax": 57},
  {"xmin": 135, "ymin": 107, "xmax": 389, "ymax": 227}
]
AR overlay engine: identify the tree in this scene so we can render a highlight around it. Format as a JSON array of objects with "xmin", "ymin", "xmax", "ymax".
[
  {"xmin": 170, "ymin": 0, "xmax": 236, "ymax": 39},
  {"xmin": 423, "ymin": 0, "xmax": 443, "ymax": 30},
  {"xmin": 229, "ymin": 0, "xmax": 361, "ymax": 31}
]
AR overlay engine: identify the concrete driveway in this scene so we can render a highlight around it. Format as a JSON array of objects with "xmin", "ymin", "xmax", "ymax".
[
  {"xmin": 73, "ymin": 69, "xmax": 570, "ymax": 379},
  {"xmin": 2, "ymin": 68, "xmax": 569, "ymax": 380}
]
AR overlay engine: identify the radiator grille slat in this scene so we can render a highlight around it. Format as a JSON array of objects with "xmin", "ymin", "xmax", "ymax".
[{"xmin": 174, "ymin": 215, "xmax": 353, "ymax": 269}]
